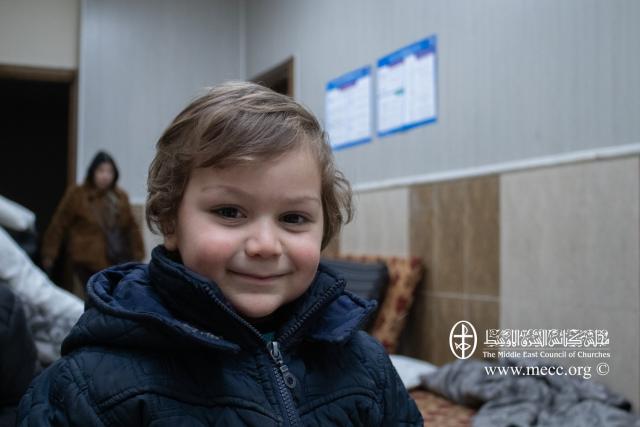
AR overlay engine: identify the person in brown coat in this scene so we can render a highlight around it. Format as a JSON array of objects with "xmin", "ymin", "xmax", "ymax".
[{"xmin": 41, "ymin": 151, "xmax": 144, "ymax": 295}]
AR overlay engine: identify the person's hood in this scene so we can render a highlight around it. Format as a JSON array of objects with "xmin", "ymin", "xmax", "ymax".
[{"xmin": 62, "ymin": 246, "xmax": 377, "ymax": 356}]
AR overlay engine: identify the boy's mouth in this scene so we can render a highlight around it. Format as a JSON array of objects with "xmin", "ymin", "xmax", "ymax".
[{"xmin": 228, "ymin": 270, "xmax": 288, "ymax": 282}]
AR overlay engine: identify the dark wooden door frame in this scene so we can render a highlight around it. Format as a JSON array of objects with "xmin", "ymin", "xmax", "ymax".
[
  {"xmin": 0, "ymin": 64, "xmax": 78, "ymax": 186},
  {"xmin": 250, "ymin": 56, "xmax": 294, "ymax": 97}
]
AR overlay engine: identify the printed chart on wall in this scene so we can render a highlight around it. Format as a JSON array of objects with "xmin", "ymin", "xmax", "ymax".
[
  {"xmin": 377, "ymin": 35, "xmax": 438, "ymax": 137},
  {"xmin": 325, "ymin": 66, "xmax": 372, "ymax": 150}
]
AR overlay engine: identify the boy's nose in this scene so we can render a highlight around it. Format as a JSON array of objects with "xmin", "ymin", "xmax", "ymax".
[{"xmin": 245, "ymin": 220, "xmax": 283, "ymax": 258}]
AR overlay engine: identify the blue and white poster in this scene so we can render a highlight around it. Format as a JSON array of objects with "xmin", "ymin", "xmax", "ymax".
[
  {"xmin": 325, "ymin": 66, "xmax": 372, "ymax": 150},
  {"xmin": 377, "ymin": 35, "xmax": 438, "ymax": 137}
]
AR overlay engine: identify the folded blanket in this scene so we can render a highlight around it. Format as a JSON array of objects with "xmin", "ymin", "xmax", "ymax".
[
  {"xmin": 0, "ymin": 227, "xmax": 83, "ymax": 366},
  {"xmin": 0, "ymin": 195, "xmax": 35, "ymax": 232},
  {"xmin": 421, "ymin": 358, "xmax": 640, "ymax": 427}
]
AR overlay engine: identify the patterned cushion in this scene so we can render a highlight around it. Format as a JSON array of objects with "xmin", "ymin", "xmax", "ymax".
[{"xmin": 337, "ymin": 255, "xmax": 424, "ymax": 354}]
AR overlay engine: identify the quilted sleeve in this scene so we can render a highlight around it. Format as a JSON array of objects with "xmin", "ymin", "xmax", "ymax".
[
  {"xmin": 379, "ymin": 352, "xmax": 424, "ymax": 426},
  {"xmin": 354, "ymin": 331, "xmax": 423, "ymax": 426},
  {"xmin": 16, "ymin": 358, "xmax": 106, "ymax": 427}
]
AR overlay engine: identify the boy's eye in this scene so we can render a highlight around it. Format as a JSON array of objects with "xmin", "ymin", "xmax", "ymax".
[
  {"xmin": 213, "ymin": 207, "xmax": 245, "ymax": 219},
  {"xmin": 281, "ymin": 213, "xmax": 308, "ymax": 225}
]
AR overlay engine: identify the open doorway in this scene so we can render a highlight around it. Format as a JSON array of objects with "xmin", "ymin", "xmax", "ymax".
[
  {"xmin": 251, "ymin": 57, "xmax": 294, "ymax": 97},
  {"xmin": 0, "ymin": 65, "xmax": 77, "ymax": 284}
]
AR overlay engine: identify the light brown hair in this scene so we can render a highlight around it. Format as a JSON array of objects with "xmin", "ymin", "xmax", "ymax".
[{"xmin": 146, "ymin": 81, "xmax": 352, "ymax": 249}]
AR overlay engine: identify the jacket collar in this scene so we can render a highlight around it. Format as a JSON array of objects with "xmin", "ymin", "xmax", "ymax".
[
  {"xmin": 149, "ymin": 246, "xmax": 375, "ymax": 350},
  {"xmin": 65, "ymin": 246, "xmax": 376, "ymax": 355}
]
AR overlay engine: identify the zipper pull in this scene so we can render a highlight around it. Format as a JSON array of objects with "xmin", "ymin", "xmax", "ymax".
[{"xmin": 267, "ymin": 341, "xmax": 298, "ymax": 389}]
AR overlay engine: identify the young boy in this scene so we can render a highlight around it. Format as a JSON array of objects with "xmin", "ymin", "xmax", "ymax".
[{"xmin": 18, "ymin": 82, "xmax": 423, "ymax": 426}]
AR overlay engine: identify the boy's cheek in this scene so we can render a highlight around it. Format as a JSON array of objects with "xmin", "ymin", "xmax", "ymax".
[
  {"xmin": 199, "ymin": 230, "xmax": 237, "ymax": 254},
  {"xmin": 186, "ymin": 238, "xmax": 235, "ymax": 269}
]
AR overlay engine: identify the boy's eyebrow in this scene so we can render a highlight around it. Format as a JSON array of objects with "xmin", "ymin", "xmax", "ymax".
[{"xmin": 200, "ymin": 185, "xmax": 322, "ymax": 205}]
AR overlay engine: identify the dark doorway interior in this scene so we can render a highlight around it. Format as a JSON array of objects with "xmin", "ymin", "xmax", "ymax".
[
  {"xmin": 0, "ymin": 78, "xmax": 70, "ymax": 263},
  {"xmin": 251, "ymin": 57, "xmax": 294, "ymax": 97}
]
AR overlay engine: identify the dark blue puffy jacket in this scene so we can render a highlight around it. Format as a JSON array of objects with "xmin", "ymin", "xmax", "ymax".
[{"xmin": 18, "ymin": 246, "xmax": 423, "ymax": 426}]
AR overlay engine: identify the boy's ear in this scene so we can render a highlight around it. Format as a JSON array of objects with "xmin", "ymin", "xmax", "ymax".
[{"xmin": 164, "ymin": 233, "xmax": 178, "ymax": 251}]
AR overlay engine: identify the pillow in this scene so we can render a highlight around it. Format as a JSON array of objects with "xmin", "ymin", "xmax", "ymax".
[
  {"xmin": 321, "ymin": 258, "xmax": 388, "ymax": 330},
  {"xmin": 339, "ymin": 255, "xmax": 424, "ymax": 353},
  {"xmin": 389, "ymin": 354, "xmax": 438, "ymax": 389},
  {"xmin": 321, "ymin": 258, "xmax": 389, "ymax": 301}
]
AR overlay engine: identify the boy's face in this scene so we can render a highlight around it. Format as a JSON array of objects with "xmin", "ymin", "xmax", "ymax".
[{"xmin": 165, "ymin": 147, "xmax": 324, "ymax": 320}]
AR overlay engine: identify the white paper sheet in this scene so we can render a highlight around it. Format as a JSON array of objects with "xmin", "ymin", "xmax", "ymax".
[{"xmin": 326, "ymin": 66, "xmax": 372, "ymax": 150}]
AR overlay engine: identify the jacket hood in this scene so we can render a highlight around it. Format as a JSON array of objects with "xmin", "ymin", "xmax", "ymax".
[{"xmin": 62, "ymin": 246, "xmax": 376, "ymax": 356}]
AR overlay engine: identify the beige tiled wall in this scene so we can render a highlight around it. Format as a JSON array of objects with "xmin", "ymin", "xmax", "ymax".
[
  {"xmin": 346, "ymin": 156, "xmax": 639, "ymax": 410},
  {"xmin": 339, "ymin": 188, "xmax": 410, "ymax": 257},
  {"xmin": 401, "ymin": 176, "xmax": 500, "ymax": 364},
  {"xmin": 501, "ymin": 156, "xmax": 640, "ymax": 409}
]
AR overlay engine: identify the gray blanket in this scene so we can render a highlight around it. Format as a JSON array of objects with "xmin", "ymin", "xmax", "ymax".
[{"xmin": 420, "ymin": 358, "xmax": 640, "ymax": 427}]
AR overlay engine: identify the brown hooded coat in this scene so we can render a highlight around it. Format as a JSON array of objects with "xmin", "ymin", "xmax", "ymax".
[{"xmin": 41, "ymin": 184, "xmax": 145, "ymax": 273}]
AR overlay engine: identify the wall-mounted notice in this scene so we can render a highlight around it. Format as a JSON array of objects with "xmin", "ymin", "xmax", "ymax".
[
  {"xmin": 377, "ymin": 35, "xmax": 437, "ymax": 137},
  {"xmin": 326, "ymin": 66, "xmax": 372, "ymax": 150}
]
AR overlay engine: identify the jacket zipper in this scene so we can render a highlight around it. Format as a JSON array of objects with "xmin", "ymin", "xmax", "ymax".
[
  {"xmin": 278, "ymin": 279, "xmax": 344, "ymax": 348},
  {"xmin": 199, "ymin": 277, "xmax": 345, "ymax": 425},
  {"xmin": 267, "ymin": 341, "xmax": 300, "ymax": 426},
  {"xmin": 198, "ymin": 285, "xmax": 301, "ymax": 424},
  {"xmin": 263, "ymin": 281, "xmax": 343, "ymax": 426}
]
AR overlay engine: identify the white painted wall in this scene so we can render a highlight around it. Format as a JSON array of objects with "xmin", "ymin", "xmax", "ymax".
[
  {"xmin": 0, "ymin": 0, "xmax": 79, "ymax": 68},
  {"xmin": 77, "ymin": 0, "xmax": 245, "ymax": 203},
  {"xmin": 246, "ymin": 0, "xmax": 640, "ymax": 188}
]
